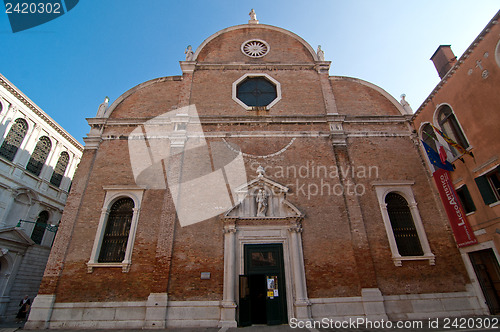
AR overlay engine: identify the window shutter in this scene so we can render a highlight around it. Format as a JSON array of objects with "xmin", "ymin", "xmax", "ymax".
[
  {"xmin": 457, "ymin": 185, "xmax": 476, "ymax": 213},
  {"xmin": 475, "ymin": 175, "xmax": 497, "ymax": 205}
]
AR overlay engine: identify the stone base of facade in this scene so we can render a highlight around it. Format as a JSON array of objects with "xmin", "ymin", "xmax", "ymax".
[
  {"xmin": 25, "ymin": 295, "xmax": 221, "ymax": 329},
  {"xmin": 26, "ymin": 287, "xmax": 487, "ymax": 329},
  {"xmin": 310, "ymin": 285, "xmax": 487, "ymax": 322},
  {"xmin": 383, "ymin": 285, "xmax": 488, "ymax": 320}
]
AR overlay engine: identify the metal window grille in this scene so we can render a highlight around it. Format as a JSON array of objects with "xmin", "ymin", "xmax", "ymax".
[
  {"xmin": 50, "ymin": 151, "xmax": 70, "ymax": 187},
  {"xmin": 385, "ymin": 193, "xmax": 423, "ymax": 256},
  {"xmin": 0, "ymin": 118, "xmax": 28, "ymax": 161},
  {"xmin": 26, "ymin": 136, "xmax": 52, "ymax": 176},
  {"xmin": 31, "ymin": 210, "xmax": 49, "ymax": 245},
  {"xmin": 237, "ymin": 77, "xmax": 277, "ymax": 107},
  {"xmin": 98, "ymin": 198, "xmax": 134, "ymax": 263}
]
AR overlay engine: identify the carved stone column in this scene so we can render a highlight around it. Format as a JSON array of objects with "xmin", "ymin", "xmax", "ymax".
[
  {"xmin": 288, "ymin": 222, "xmax": 311, "ymax": 321},
  {"xmin": 220, "ymin": 224, "xmax": 237, "ymax": 327}
]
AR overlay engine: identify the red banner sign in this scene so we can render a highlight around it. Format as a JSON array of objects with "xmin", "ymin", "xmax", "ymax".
[{"xmin": 433, "ymin": 168, "xmax": 477, "ymax": 247}]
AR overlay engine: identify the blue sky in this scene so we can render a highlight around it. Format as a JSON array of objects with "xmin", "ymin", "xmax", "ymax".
[{"xmin": 1, "ymin": 1, "xmax": 498, "ymax": 143}]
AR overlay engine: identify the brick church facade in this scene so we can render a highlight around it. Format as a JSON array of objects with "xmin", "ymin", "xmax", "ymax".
[{"xmin": 26, "ymin": 14, "xmax": 486, "ymax": 329}]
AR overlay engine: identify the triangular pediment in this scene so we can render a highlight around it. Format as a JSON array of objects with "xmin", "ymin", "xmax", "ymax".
[
  {"xmin": 0, "ymin": 227, "xmax": 35, "ymax": 247},
  {"xmin": 225, "ymin": 167, "xmax": 303, "ymax": 220}
]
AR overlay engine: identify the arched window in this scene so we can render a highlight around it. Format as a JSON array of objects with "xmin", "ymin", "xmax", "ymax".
[
  {"xmin": 98, "ymin": 197, "xmax": 134, "ymax": 263},
  {"xmin": 0, "ymin": 118, "xmax": 28, "ymax": 161},
  {"xmin": 421, "ymin": 123, "xmax": 437, "ymax": 152},
  {"xmin": 385, "ymin": 193, "xmax": 423, "ymax": 256},
  {"xmin": 438, "ymin": 105, "xmax": 468, "ymax": 154},
  {"xmin": 26, "ymin": 136, "xmax": 52, "ymax": 176},
  {"xmin": 31, "ymin": 210, "xmax": 49, "ymax": 245},
  {"xmin": 50, "ymin": 151, "xmax": 70, "ymax": 187}
]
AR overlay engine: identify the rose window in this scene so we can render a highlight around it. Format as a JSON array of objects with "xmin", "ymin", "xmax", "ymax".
[{"xmin": 241, "ymin": 40, "xmax": 269, "ymax": 58}]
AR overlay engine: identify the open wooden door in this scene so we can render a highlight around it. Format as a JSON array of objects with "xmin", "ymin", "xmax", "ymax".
[{"xmin": 238, "ymin": 275, "xmax": 251, "ymax": 326}]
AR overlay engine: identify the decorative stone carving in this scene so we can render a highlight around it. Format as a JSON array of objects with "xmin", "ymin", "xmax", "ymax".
[
  {"xmin": 288, "ymin": 224, "xmax": 303, "ymax": 233},
  {"xmin": 399, "ymin": 94, "xmax": 413, "ymax": 114},
  {"xmin": 184, "ymin": 45, "xmax": 194, "ymax": 61},
  {"xmin": 248, "ymin": 9, "xmax": 259, "ymax": 24},
  {"xmin": 255, "ymin": 188, "xmax": 268, "ymax": 217},
  {"xmin": 223, "ymin": 225, "xmax": 236, "ymax": 234},
  {"xmin": 317, "ymin": 45, "xmax": 325, "ymax": 61},
  {"xmin": 224, "ymin": 166, "xmax": 303, "ymax": 220},
  {"xmin": 257, "ymin": 165, "xmax": 265, "ymax": 176},
  {"xmin": 96, "ymin": 96, "xmax": 109, "ymax": 118},
  {"xmin": 241, "ymin": 40, "xmax": 269, "ymax": 58}
]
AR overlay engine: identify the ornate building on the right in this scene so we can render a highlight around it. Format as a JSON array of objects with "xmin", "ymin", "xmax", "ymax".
[{"xmin": 412, "ymin": 10, "xmax": 500, "ymax": 315}]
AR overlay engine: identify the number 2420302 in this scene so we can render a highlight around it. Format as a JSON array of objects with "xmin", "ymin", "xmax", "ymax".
[{"xmin": 5, "ymin": 2, "xmax": 62, "ymax": 14}]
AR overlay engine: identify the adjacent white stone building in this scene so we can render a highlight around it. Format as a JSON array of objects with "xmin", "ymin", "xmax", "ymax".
[{"xmin": 0, "ymin": 73, "xmax": 82, "ymax": 321}]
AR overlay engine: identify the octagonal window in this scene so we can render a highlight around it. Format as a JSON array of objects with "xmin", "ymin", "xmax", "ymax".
[
  {"xmin": 232, "ymin": 73, "xmax": 281, "ymax": 111},
  {"xmin": 237, "ymin": 77, "xmax": 277, "ymax": 107}
]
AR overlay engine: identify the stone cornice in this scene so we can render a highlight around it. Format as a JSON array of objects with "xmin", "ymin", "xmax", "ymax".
[
  {"xmin": 0, "ymin": 73, "xmax": 84, "ymax": 152},
  {"xmin": 413, "ymin": 10, "xmax": 500, "ymax": 119},
  {"xmin": 102, "ymin": 131, "xmax": 411, "ymax": 140},
  {"xmin": 192, "ymin": 63, "xmax": 319, "ymax": 71},
  {"xmin": 87, "ymin": 114, "xmax": 409, "ymax": 127}
]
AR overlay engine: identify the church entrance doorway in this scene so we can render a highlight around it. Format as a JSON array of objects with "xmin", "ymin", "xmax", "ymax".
[{"xmin": 238, "ymin": 244, "xmax": 287, "ymax": 326}]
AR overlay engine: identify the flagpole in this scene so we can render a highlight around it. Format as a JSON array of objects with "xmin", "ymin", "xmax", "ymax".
[{"xmin": 421, "ymin": 130, "xmax": 455, "ymax": 156}]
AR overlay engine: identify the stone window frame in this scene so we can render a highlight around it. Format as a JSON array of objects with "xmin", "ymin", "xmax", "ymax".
[
  {"xmin": 418, "ymin": 121, "xmax": 453, "ymax": 171},
  {"xmin": 373, "ymin": 181, "xmax": 435, "ymax": 266},
  {"xmin": 232, "ymin": 73, "xmax": 281, "ymax": 111},
  {"xmin": 26, "ymin": 136, "xmax": 52, "ymax": 176},
  {"xmin": 495, "ymin": 38, "xmax": 500, "ymax": 69},
  {"xmin": 432, "ymin": 103, "xmax": 471, "ymax": 159},
  {"xmin": 0, "ymin": 98, "xmax": 6, "ymax": 114},
  {"xmin": 87, "ymin": 186, "xmax": 145, "ymax": 273},
  {"xmin": 31, "ymin": 210, "xmax": 49, "ymax": 245},
  {"xmin": 50, "ymin": 151, "xmax": 70, "ymax": 187},
  {"xmin": 0, "ymin": 118, "xmax": 29, "ymax": 162}
]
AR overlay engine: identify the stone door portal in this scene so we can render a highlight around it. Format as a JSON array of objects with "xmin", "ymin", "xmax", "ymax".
[{"xmin": 238, "ymin": 244, "xmax": 287, "ymax": 326}]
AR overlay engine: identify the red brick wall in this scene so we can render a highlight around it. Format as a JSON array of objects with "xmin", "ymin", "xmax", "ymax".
[
  {"xmin": 197, "ymin": 27, "xmax": 315, "ymax": 63},
  {"xmin": 38, "ymin": 23, "xmax": 473, "ymax": 306}
]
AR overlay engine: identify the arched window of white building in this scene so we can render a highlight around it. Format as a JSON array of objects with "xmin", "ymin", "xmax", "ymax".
[
  {"xmin": 50, "ymin": 151, "xmax": 70, "ymax": 187},
  {"xmin": 26, "ymin": 136, "xmax": 52, "ymax": 176},
  {"xmin": 31, "ymin": 210, "xmax": 49, "ymax": 245},
  {"xmin": 0, "ymin": 118, "xmax": 28, "ymax": 161}
]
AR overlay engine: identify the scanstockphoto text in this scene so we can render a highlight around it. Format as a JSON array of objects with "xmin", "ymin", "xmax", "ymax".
[
  {"xmin": 250, "ymin": 161, "xmax": 379, "ymax": 199},
  {"xmin": 289, "ymin": 317, "xmax": 499, "ymax": 329}
]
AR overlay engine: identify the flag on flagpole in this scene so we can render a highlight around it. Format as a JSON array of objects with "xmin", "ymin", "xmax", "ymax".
[
  {"xmin": 421, "ymin": 141, "xmax": 454, "ymax": 171},
  {"xmin": 430, "ymin": 124, "xmax": 472, "ymax": 157},
  {"xmin": 435, "ymin": 139, "xmax": 448, "ymax": 164}
]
